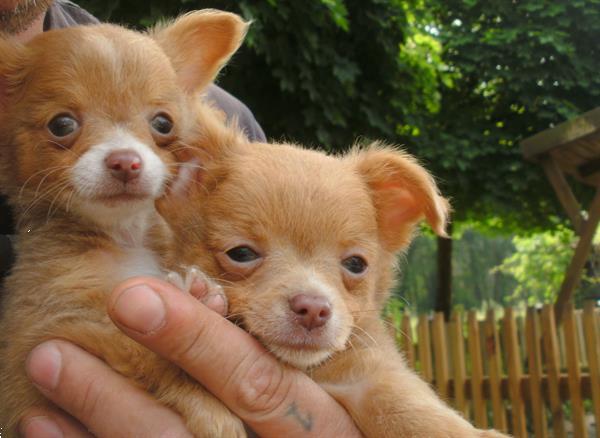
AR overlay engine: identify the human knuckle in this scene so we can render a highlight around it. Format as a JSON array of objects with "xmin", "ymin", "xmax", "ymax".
[{"xmin": 233, "ymin": 354, "xmax": 292, "ymax": 416}]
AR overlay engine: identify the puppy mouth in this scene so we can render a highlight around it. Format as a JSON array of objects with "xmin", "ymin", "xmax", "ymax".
[
  {"xmin": 93, "ymin": 191, "xmax": 152, "ymax": 205},
  {"xmin": 260, "ymin": 326, "xmax": 341, "ymax": 362},
  {"xmin": 266, "ymin": 340, "xmax": 336, "ymax": 369},
  {"xmin": 271, "ymin": 339, "xmax": 327, "ymax": 352},
  {"xmin": 88, "ymin": 180, "xmax": 161, "ymax": 205}
]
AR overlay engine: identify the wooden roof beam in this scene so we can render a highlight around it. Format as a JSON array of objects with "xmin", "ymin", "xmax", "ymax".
[{"xmin": 541, "ymin": 157, "xmax": 584, "ymax": 234}]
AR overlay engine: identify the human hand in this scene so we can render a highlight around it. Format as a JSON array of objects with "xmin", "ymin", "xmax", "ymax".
[{"xmin": 20, "ymin": 277, "xmax": 362, "ymax": 437}]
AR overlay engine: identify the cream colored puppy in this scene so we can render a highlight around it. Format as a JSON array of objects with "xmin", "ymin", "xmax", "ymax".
[{"xmin": 159, "ymin": 136, "xmax": 510, "ymax": 438}]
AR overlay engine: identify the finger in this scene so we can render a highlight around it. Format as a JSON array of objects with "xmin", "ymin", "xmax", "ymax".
[
  {"xmin": 20, "ymin": 406, "xmax": 93, "ymax": 438},
  {"xmin": 26, "ymin": 340, "xmax": 192, "ymax": 438},
  {"xmin": 109, "ymin": 278, "xmax": 361, "ymax": 438}
]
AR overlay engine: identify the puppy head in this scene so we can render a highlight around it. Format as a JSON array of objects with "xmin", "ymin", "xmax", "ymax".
[
  {"xmin": 0, "ymin": 10, "xmax": 247, "ymax": 230},
  {"xmin": 166, "ymin": 141, "xmax": 448, "ymax": 369}
]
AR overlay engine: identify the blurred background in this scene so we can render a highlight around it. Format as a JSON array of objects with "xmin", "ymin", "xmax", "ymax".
[{"xmin": 77, "ymin": 0, "xmax": 600, "ymax": 315}]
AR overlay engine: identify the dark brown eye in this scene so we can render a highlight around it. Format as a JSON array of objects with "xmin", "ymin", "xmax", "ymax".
[
  {"xmin": 48, "ymin": 114, "xmax": 79, "ymax": 138},
  {"xmin": 150, "ymin": 113, "xmax": 174, "ymax": 135},
  {"xmin": 342, "ymin": 255, "xmax": 368, "ymax": 274},
  {"xmin": 226, "ymin": 246, "xmax": 260, "ymax": 263}
]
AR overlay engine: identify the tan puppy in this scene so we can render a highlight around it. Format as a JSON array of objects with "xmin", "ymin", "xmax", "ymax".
[
  {"xmin": 0, "ymin": 11, "xmax": 249, "ymax": 436},
  {"xmin": 160, "ymin": 136, "xmax": 508, "ymax": 438}
]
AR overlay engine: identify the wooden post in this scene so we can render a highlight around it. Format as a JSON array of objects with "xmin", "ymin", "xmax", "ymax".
[
  {"xmin": 555, "ymin": 188, "xmax": 600, "ymax": 324},
  {"xmin": 435, "ymin": 223, "xmax": 453, "ymax": 320},
  {"xmin": 541, "ymin": 157, "xmax": 583, "ymax": 233}
]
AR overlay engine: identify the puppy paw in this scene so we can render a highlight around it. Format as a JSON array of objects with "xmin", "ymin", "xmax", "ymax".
[
  {"xmin": 166, "ymin": 266, "xmax": 228, "ymax": 314},
  {"xmin": 185, "ymin": 401, "xmax": 246, "ymax": 438}
]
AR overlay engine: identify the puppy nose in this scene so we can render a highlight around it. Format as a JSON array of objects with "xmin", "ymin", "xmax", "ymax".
[
  {"xmin": 105, "ymin": 149, "xmax": 142, "ymax": 182},
  {"xmin": 289, "ymin": 294, "xmax": 332, "ymax": 330}
]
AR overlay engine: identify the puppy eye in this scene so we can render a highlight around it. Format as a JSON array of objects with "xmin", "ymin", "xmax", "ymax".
[
  {"xmin": 48, "ymin": 114, "xmax": 79, "ymax": 138},
  {"xmin": 342, "ymin": 255, "xmax": 368, "ymax": 275},
  {"xmin": 226, "ymin": 246, "xmax": 260, "ymax": 263},
  {"xmin": 150, "ymin": 113, "xmax": 174, "ymax": 135}
]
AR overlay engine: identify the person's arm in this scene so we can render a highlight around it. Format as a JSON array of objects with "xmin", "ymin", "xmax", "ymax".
[
  {"xmin": 205, "ymin": 84, "xmax": 266, "ymax": 142},
  {"xmin": 20, "ymin": 277, "xmax": 361, "ymax": 437}
]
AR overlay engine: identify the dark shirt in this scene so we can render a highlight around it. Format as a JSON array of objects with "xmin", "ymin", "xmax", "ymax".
[{"xmin": 0, "ymin": 0, "xmax": 266, "ymax": 279}]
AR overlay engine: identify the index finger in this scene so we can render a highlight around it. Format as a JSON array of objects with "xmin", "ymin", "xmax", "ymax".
[{"xmin": 108, "ymin": 277, "xmax": 361, "ymax": 438}]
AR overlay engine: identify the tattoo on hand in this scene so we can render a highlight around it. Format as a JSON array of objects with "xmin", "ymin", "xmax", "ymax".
[{"xmin": 286, "ymin": 402, "xmax": 313, "ymax": 431}]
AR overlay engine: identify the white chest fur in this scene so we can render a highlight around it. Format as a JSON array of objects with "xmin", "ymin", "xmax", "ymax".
[{"xmin": 115, "ymin": 246, "xmax": 163, "ymax": 283}]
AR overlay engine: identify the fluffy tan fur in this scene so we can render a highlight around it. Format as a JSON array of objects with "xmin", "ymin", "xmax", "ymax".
[
  {"xmin": 0, "ymin": 11, "xmax": 249, "ymax": 437},
  {"xmin": 159, "ymin": 137, "xmax": 508, "ymax": 437}
]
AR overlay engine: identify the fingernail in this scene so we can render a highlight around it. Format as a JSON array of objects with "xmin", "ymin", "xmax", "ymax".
[
  {"xmin": 26, "ymin": 342, "xmax": 62, "ymax": 391},
  {"xmin": 20, "ymin": 416, "xmax": 64, "ymax": 438},
  {"xmin": 112, "ymin": 284, "xmax": 166, "ymax": 333},
  {"xmin": 202, "ymin": 294, "xmax": 227, "ymax": 315}
]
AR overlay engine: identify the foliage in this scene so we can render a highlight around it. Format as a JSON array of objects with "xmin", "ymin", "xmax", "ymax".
[
  {"xmin": 395, "ymin": 228, "xmax": 516, "ymax": 313},
  {"xmin": 416, "ymin": 0, "xmax": 600, "ymax": 230},
  {"xmin": 492, "ymin": 226, "xmax": 574, "ymax": 304},
  {"xmin": 494, "ymin": 226, "xmax": 600, "ymax": 305}
]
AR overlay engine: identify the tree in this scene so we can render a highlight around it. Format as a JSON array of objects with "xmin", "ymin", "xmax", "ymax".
[{"xmin": 417, "ymin": 0, "xmax": 600, "ymax": 228}]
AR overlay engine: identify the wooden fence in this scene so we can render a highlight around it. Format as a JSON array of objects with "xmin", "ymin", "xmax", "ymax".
[{"xmin": 392, "ymin": 302, "xmax": 600, "ymax": 437}]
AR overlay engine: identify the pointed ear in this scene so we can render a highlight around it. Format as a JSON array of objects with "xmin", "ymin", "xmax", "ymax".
[
  {"xmin": 351, "ymin": 143, "xmax": 450, "ymax": 251},
  {"xmin": 152, "ymin": 9, "xmax": 249, "ymax": 92}
]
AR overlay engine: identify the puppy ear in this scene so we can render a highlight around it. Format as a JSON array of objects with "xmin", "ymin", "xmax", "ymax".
[
  {"xmin": 152, "ymin": 9, "xmax": 249, "ymax": 92},
  {"xmin": 351, "ymin": 143, "xmax": 450, "ymax": 251}
]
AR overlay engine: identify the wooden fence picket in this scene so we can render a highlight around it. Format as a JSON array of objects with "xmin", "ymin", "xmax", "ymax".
[
  {"xmin": 418, "ymin": 314, "xmax": 433, "ymax": 383},
  {"xmin": 484, "ymin": 309, "xmax": 508, "ymax": 432},
  {"xmin": 450, "ymin": 311, "xmax": 468, "ymax": 418},
  {"xmin": 503, "ymin": 308, "xmax": 527, "ymax": 437},
  {"xmin": 583, "ymin": 302, "xmax": 600, "ymax": 438},
  {"xmin": 541, "ymin": 305, "xmax": 567, "ymax": 438},
  {"xmin": 525, "ymin": 307, "xmax": 548, "ymax": 438},
  {"xmin": 564, "ymin": 303, "xmax": 588, "ymax": 438},
  {"xmin": 432, "ymin": 312, "xmax": 450, "ymax": 399},
  {"xmin": 401, "ymin": 312, "xmax": 415, "ymax": 369},
  {"xmin": 467, "ymin": 310, "xmax": 487, "ymax": 429}
]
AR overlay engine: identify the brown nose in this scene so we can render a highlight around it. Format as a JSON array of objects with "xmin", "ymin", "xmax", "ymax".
[
  {"xmin": 289, "ymin": 294, "xmax": 332, "ymax": 330},
  {"xmin": 105, "ymin": 149, "xmax": 142, "ymax": 182}
]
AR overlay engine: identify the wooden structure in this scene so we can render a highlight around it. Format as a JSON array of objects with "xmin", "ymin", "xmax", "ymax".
[
  {"xmin": 521, "ymin": 107, "xmax": 600, "ymax": 323},
  {"xmin": 394, "ymin": 303, "xmax": 600, "ymax": 437}
]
